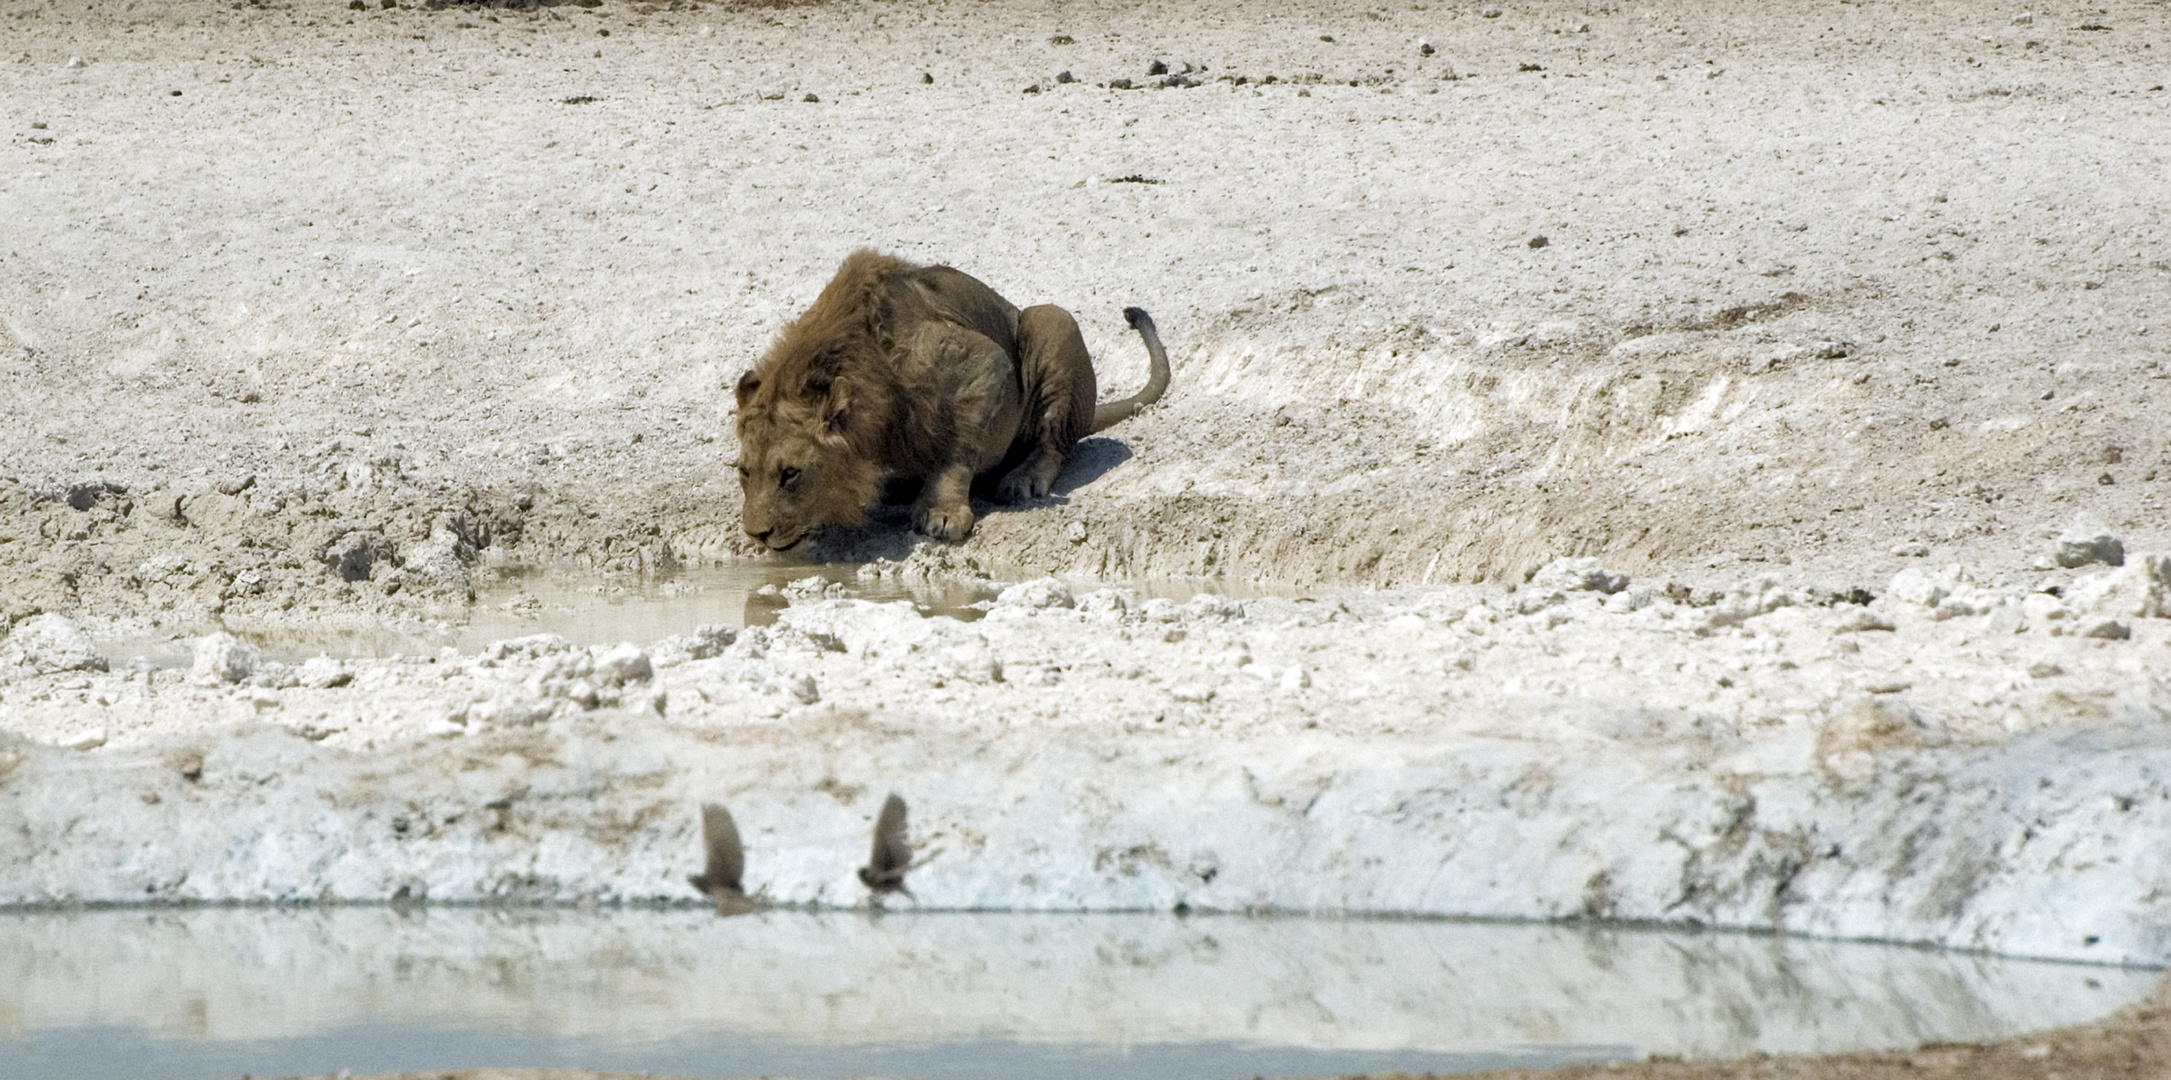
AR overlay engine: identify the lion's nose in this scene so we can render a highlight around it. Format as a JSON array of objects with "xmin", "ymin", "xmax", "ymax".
[{"xmin": 747, "ymin": 526, "xmax": 772, "ymax": 543}]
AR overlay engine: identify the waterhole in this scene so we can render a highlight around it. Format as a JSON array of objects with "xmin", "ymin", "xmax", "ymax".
[
  {"xmin": 1, "ymin": 907, "xmax": 2149, "ymax": 1080},
  {"xmin": 100, "ymin": 561, "xmax": 1250, "ymax": 668}
]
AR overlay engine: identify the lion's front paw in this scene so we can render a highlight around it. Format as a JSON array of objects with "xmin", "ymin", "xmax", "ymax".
[{"xmin": 914, "ymin": 501, "xmax": 975, "ymax": 541}]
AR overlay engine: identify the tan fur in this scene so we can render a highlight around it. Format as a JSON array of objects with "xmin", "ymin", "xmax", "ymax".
[{"xmin": 733, "ymin": 249, "xmax": 1169, "ymax": 547}]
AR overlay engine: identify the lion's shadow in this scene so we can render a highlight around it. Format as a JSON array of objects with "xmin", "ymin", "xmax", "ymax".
[{"xmin": 798, "ymin": 437, "xmax": 1132, "ymax": 562}]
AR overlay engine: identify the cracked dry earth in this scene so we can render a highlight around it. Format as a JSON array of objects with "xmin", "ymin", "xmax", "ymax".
[{"xmin": 5, "ymin": 0, "xmax": 2171, "ymax": 1077}]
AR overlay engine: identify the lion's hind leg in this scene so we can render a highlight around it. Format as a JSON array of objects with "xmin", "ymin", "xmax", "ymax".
[{"xmin": 997, "ymin": 304, "xmax": 1099, "ymax": 502}]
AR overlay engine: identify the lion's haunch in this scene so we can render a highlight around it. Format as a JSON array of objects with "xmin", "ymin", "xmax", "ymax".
[{"xmin": 732, "ymin": 249, "xmax": 1170, "ymax": 549}]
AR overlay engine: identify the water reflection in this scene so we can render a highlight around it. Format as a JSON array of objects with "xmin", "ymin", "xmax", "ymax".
[{"xmin": 0, "ymin": 907, "xmax": 2150, "ymax": 1080}]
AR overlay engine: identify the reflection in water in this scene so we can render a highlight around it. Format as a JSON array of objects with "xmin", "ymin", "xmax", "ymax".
[{"xmin": 0, "ymin": 908, "xmax": 2150, "ymax": 1080}]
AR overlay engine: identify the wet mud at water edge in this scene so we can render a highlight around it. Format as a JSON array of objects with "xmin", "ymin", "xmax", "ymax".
[{"xmin": 0, "ymin": 906, "xmax": 2152, "ymax": 1080}]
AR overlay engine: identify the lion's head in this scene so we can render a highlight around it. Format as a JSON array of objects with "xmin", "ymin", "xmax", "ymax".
[{"xmin": 732, "ymin": 364, "xmax": 883, "ymax": 550}]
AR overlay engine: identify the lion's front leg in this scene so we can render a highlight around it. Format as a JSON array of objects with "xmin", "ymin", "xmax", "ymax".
[{"xmin": 912, "ymin": 464, "xmax": 978, "ymax": 541}]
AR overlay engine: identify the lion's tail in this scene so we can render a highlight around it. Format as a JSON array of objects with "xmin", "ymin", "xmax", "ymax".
[{"xmin": 1090, "ymin": 307, "xmax": 1172, "ymax": 434}]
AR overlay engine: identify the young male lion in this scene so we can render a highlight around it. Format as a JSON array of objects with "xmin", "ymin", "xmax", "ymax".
[{"xmin": 732, "ymin": 249, "xmax": 1170, "ymax": 548}]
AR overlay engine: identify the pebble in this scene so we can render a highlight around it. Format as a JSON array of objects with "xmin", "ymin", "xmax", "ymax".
[
  {"xmin": 191, "ymin": 633, "xmax": 259, "ymax": 686},
  {"xmin": 2, "ymin": 614, "xmax": 107, "ymax": 674},
  {"xmin": 2079, "ymin": 618, "xmax": 2131, "ymax": 641},
  {"xmin": 1890, "ymin": 541, "xmax": 1929, "ymax": 557},
  {"xmin": 2055, "ymin": 513, "xmax": 2124, "ymax": 568},
  {"xmin": 997, "ymin": 578, "xmax": 1075, "ymax": 610},
  {"xmin": 1529, "ymin": 557, "xmax": 1628, "ymax": 595},
  {"xmin": 592, "ymin": 643, "xmax": 653, "ymax": 688},
  {"xmin": 1420, "ymin": 40, "xmax": 1435, "ymax": 56},
  {"xmin": 64, "ymin": 728, "xmax": 107, "ymax": 751}
]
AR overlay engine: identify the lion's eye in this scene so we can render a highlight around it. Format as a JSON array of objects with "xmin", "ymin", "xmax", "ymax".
[{"xmin": 779, "ymin": 466, "xmax": 801, "ymax": 489}]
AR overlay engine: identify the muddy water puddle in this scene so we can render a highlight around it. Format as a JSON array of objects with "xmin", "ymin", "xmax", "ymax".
[
  {"xmin": 100, "ymin": 561, "xmax": 1251, "ymax": 668},
  {"xmin": 0, "ymin": 907, "xmax": 2151, "ymax": 1080}
]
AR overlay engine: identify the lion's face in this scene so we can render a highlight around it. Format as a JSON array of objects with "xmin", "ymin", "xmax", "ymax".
[{"xmin": 734, "ymin": 396, "xmax": 881, "ymax": 551}]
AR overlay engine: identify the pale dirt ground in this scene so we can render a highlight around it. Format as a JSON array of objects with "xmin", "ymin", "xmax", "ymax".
[{"xmin": 6, "ymin": 0, "xmax": 2171, "ymax": 1076}]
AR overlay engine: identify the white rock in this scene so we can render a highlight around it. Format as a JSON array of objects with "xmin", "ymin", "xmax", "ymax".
[
  {"xmin": 2, "ymin": 614, "xmax": 107, "ymax": 674},
  {"xmin": 62, "ymin": 727, "xmax": 107, "ymax": 751},
  {"xmin": 191, "ymin": 633, "xmax": 259, "ymax": 686},
  {"xmin": 2078, "ymin": 618, "xmax": 2131, "ymax": 641},
  {"xmin": 2063, "ymin": 554, "xmax": 2169, "ymax": 619},
  {"xmin": 2055, "ymin": 512, "xmax": 2124, "ymax": 568},
  {"xmin": 591, "ymin": 643, "xmax": 653, "ymax": 687},
  {"xmin": 996, "ymin": 577, "xmax": 1075, "ymax": 610},
  {"xmin": 297, "ymin": 656, "xmax": 352, "ymax": 689},
  {"xmin": 1886, "ymin": 566, "xmax": 1959, "ymax": 607},
  {"xmin": 1530, "ymin": 557, "xmax": 1629, "ymax": 594}
]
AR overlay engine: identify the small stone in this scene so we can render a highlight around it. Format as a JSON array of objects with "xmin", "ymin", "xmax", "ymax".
[
  {"xmin": 1528, "ymin": 556, "xmax": 1628, "ymax": 594},
  {"xmin": 297, "ymin": 656, "xmax": 352, "ymax": 689},
  {"xmin": 1481, "ymin": 7, "xmax": 1502, "ymax": 17},
  {"xmin": 1048, "ymin": 34, "xmax": 1075, "ymax": 45},
  {"xmin": 920, "ymin": 73, "xmax": 933, "ymax": 84},
  {"xmin": 1528, "ymin": 234, "xmax": 1549, "ymax": 248},
  {"xmin": 1891, "ymin": 541, "xmax": 1930, "ymax": 558},
  {"xmin": 64, "ymin": 728, "xmax": 107, "ymax": 751},
  {"xmin": 1149, "ymin": 59, "xmax": 1168, "ymax": 75},
  {"xmin": 997, "ymin": 577, "xmax": 1076, "ymax": 610},
  {"xmin": 216, "ymin": 473, "xmax": 257, "ymax": 496},
  {"xmin": 29, "ymin": 121, "xmax": 46, "ymax": 130},
  {"xmin": 2012, "ymin": 11, "xmax": 2034, "ymax": 24},
  {"xmin": 592, "ymin": 643, "xmax": 654, "ymax": 687},
  {"xmin": 2055, "ymin": 512, "xmax": 2125, "ymax": 568},
  {"xmin": 1056, "ymin": 70, "xmax": 1076, "ymax": 84},
  {"xmin": 1419, "ymin": 40, "xmax": 1435, "ymax": 56},
  {"xmin": 803, "ymin": 93, "xmax": 819, "ymax": 102},
  {"xmin": 191, "ymin": 632, "xmax": 259, "ymax": 686},
  {"xmin": 2026, "ymin": 660, "xmax": 2064, "ymax": 678},
  {"xmin": 2, "ymin": 614, "xmax": 107, "ymax": 674},
  {"xmin": 2079, "ymin": 618, "xmax": 2131, "ymax": 640},
  {"xmin": 66, "ymin": 57, "xmax": 86, "ymax": 68},
  {"xmin": 781, "ymin": 673, "xmax": 819, "ymax": 704}
]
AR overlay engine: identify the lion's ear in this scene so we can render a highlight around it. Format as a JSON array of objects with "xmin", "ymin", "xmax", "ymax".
[
  {"xmin": 734, "ymin": 371, "xmax": 761, "ymax": 407},
  {"xmin": 812, "ymin": 377, "xmax": 853, "ymax": 445}
]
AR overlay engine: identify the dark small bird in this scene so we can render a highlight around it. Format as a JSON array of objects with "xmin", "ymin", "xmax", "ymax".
[
  {"xmin": 857, "ymin": 793, "xmax": 913, "ymax": 898},
  {"xmin": 688, "ymin": 802, "xmax": 758, "ymax": 917}
]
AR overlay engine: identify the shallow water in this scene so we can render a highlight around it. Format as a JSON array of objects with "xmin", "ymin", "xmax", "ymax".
[
  {"xmin": 0, "ymin": 907, "xmax": 2149, "ymax": 1080},
  {"xmin": 101, "ymin": 561, "xmax": 1242, "ymax": 668}
]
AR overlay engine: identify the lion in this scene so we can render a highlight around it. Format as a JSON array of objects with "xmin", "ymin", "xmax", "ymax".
[{"xmin": 732, "ymin": 249, "xmax": 1170, "ymax": 548}]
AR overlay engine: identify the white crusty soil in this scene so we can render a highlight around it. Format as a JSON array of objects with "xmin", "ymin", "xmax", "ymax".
[{"xmin": 3, "ymin": 0, "xmax": 2170, "ymax": 970}]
